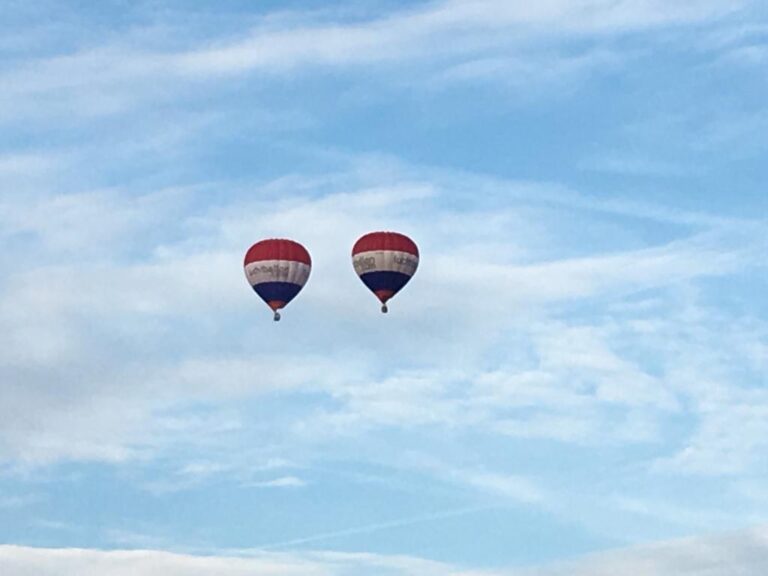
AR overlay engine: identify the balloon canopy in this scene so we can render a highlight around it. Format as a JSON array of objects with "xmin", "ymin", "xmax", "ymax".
[
  {"xmin": 352, "ymin": 231, "xmax": 419, "ymax": 313},
  {"xmin": 244, "ymin": 239, "xmax": 311, "ymax": 321}
]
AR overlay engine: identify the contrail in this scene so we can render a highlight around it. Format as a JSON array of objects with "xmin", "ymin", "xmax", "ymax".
[{"xmin": 256, "ymin": 504, "xmax": 496, "ymax": 550}]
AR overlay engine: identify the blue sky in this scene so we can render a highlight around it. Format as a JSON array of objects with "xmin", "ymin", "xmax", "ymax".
[{"xmin": 1, "ymin": 0, "xmax": 767, "ymax": 574}]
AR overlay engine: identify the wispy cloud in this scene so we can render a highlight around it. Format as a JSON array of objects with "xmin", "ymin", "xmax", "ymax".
[
  {"xmin": 0, "ymin": 494, "xmax": 40, "ymax": 509},
  {"xmin": 0, "ymin": 157, "xmax": 763, "ymax": 469},
  {"xmin": 246, "ymin": 476, "xmax": 307, "ymax": 489},
  {"xmin": 0, "ymin": 0, "xmax": 754, "ymax": 127}
]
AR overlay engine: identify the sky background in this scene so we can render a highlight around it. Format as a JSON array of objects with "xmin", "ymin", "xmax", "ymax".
[{"xmin": 1, "ymin": 0, "xmax": 767, "ymax": 574}]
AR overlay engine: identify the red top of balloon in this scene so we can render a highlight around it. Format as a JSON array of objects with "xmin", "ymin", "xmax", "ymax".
[
  {"xmin": 244, "ymin": 238, "xmax": 312, "ymax": 266},
  {"xmin": 352, "ymin": 231, "xmax": 419, "ymax": 257}
]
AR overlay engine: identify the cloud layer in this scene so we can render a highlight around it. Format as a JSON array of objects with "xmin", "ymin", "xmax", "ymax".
[{"xmin": 3, "ymin": 525, "xmax": 768, "ymax": 575}]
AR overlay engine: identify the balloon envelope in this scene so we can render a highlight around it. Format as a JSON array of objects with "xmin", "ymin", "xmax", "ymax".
[
  {"xmin": 244, "ymin": 239, "xmax": 311, "ymax": 320},
  {"xmin": 352, "ymin": 231, "xmax": 418, "ymax": 312}
]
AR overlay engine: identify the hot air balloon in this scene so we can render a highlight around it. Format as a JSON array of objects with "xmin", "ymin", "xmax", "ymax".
[
  {"xmin": 352, "ymin": 231, "xmax": 418, "ymax": 313},
  {"xmin": 244, "ymin": 239, "xmax": 311, "ymax": 321}
]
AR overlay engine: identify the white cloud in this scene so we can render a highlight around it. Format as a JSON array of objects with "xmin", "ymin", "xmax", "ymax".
[
  {"xmin": 0, "ymin": 153, "xmax": 60, "ymax": 176},
  {"xmin": 524, "ymin": 526, "xmax": 768, "ymax": 575},
  {"xmin": 0, "ymin": 0, "xmax": 753, "ymax": 126},
  {"xmin": 247, "ymin": 476, "xmax": 307, "ymax": 488},
  {"xmin": 656, "ymin": 394, "xmax": 768, "ymax": 476},
  {"xmin": 0, "ymin": 546, "xmax": 329, "ymax": 576},
  {"xmin": 0, "ymin": 152, "xmax": 765, "ymax": 560},
  {"xmin": 0, "ymin": 494, "xmax": 39, "ymax": 509},
  {"xmin": 2, "ymin": 526, "xmax": 768, "ymax": 575},
  {"xmin": 0, "ymin": 158, "xmax": 763, "ymax": 469},
  {"xmin": 174, "ymin": 0, "xmax": 744, "ymax": 76}
]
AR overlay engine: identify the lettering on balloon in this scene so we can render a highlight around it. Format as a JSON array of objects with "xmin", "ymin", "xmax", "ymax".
[
  {"xmin": 393, "ymin": 254, "xmax": 418, "ymax": 272},
  {"xmin": 353, "ymin": 256, "xmax": 377, "ymax": 273},
  {"xmin": 353, "ymin": 254, "xmax": 418, "ymax": 273},
  {"xmin": 248, "ymin": 264, "xmax": 291, "ymax": 279}
]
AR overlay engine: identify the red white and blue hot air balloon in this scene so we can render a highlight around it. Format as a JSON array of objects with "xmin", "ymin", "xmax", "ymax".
[
  {"xmin": 352, "ymin": 231, "xmax": 419, "ymax": 313},
  {"xmin": 244, "ymin": 239, "xmax": 311, "ymax": 321}
]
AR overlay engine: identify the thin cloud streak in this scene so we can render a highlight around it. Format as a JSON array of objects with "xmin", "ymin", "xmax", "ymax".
[{"xmin": 237, "ymin": 505, "xmax": 498, "ymax": 551}]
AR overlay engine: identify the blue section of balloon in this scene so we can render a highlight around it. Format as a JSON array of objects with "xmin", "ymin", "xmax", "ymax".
[
  {"xmin": 252, "ymin": 282, "xmax": 303, "ymax": 304},
  {"xmin": 360, "ymin": 271, "xmax": 412, "ymax": 294}
]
